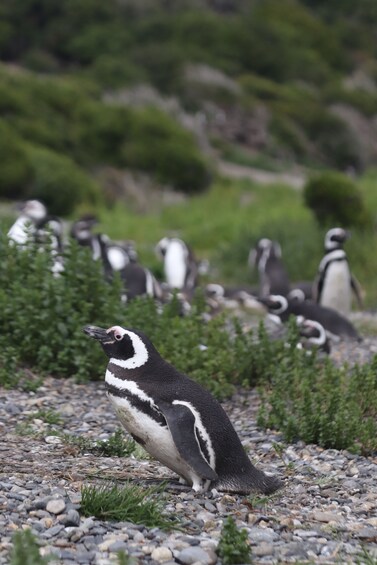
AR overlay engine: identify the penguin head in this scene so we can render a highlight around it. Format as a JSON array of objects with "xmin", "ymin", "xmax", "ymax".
[
  {"xmin": 71, "ymin": 215, "xmax": 99, "ymax": 242},
  {"xmin": 18, "ymin": 200, "xmax": 47, "ymax": 222},
  {"xmin": 297, "ymin": 319, "xmax": 330, "ymax": 353},
  {"xmin": 258, "ymin": 294, "xmax": 288, "ymax": 315},
  {"xmin": 324, "ymin": 227, "xmax": 349, "ymax": 251},
  {"xmin": 83, "ymin": 325, "xmax": 150, "ymax": 368}
]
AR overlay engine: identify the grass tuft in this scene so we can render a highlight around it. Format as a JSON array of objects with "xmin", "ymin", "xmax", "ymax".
[{"xmin": 80, "ymin": 482, "xmax": 178, "ymax": 530}]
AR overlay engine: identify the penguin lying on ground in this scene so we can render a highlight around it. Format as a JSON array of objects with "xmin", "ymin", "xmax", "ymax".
[
  {"xmin": 297, "ymin": 318, "xmax": 331, "ymax": 354},
  {"xmin": 249, "ymin": 238, "xmax": 290, "ymax": 298},
  {"xmin": 313, "ymin": 227, "xmax": 363, "ymax": 317},
  {"xmin": 259, "ymin": 294, "xmax": 362, "ymax": 342},
  {"xmin": 84, "ymin": 324, "xmax": 282, "ymax": 495}
]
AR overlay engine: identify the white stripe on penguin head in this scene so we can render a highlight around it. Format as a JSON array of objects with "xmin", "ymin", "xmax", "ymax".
[{"xmin": 108, "ymin": 326, "xmax": 149, "ymax": 369}]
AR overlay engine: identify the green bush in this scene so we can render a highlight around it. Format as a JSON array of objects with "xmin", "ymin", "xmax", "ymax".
[
  {"xmin": 26, "ymin": 146, "xmax": 101, "ymax": 215},
  {"xmin": 257, "ymin": 333, "xmax": 377, "ymax": 454},
  {"xmin": 0, "ymin": 235, "xmax": 252, "ymax": 396},
  {"xmin": 0, "ymin": 120, "xmax": 33, "ymax": 199},
  {"xmin": 303, "ymin": 171, "xmax": 371, "ymax": 229},
  {"xmin": 10, "ymin": 529, "xmax": 50, "ymax": 565}
]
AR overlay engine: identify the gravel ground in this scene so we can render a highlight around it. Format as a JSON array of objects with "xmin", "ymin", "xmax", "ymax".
[{"xmin": 1, "ymin": 317, "xmax": 377, "ymax": 565}]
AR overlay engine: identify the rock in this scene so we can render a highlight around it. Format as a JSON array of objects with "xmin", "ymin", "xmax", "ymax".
[
  {"xmin": 253, "ymin": 542, "xmax": 274, "ymax": 557},
  {"xmin": 177, "ymin": 546, "xmax": 216, "ymax": 565},
  {"xmin": 311, "ymin": 511, "xmax": 342, "ymax": 523},
  {"xmin": 46, "ymin": 499, "xmax": 66, "ymax": 515},
  {"xmin": 151, "ymin": 547, "xmax": 173, "ymax": 562},
  {"xmin": 62, "ymin": 509, "xmax": 80, "ymax": 527}
]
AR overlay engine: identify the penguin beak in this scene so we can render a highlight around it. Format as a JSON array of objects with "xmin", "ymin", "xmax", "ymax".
[{"xmin": 83, "ymin": 325, "xmax": 109, "ymax": 342}]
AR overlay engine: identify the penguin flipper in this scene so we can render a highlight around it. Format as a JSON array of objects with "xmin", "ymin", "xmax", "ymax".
[{"xmin": 159, "ymin": 401, "xmax": 218, "ymax": 481}]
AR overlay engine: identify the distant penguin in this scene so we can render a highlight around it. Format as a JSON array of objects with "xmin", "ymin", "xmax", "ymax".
[
  {"xmin": 205, "ymin": 283, "xmax": 261, "ymax": 312},
  {"xmin": 120, "ymin": 263, "xmax": 163, "ymax": 303},
  {"xmin": 288, "ymin": 281, "xmax": 313, "ymax": 302},
  {"xmin": 249, "ymin": 238, "xmax": 290, "ymax": 298},
  {"xmin": 84, "ymin": 324, "xmax": 282, "ymax": 494},
  {"xmin": 313, "ymin": 227, "xmax": 363, "ymax": 317},
  {"xmin": 156, "ymin": 237, "xmax": 198, "ymax": 291},
  {"xmin": 35, "ymin": 215, "xmax": 65, "ymax": 275},
  {"xmin": 259, "ymin": 294, "xmax": 361, "ymax": 342},
  {"xmin": 8, "ymin": 200, "xmax": 47, "ymax": 246}
]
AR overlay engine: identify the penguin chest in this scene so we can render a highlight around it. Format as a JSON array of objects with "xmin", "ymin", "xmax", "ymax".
[
  {"xmin": 107, "ymin": 393, "xmax": 197, "ymax": 482},
  {"xmin": 320, "ymin": 261, "xmax": 351, "ymax": 315}
]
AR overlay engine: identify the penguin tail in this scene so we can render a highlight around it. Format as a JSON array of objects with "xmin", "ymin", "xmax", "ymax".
[{"xmin": 215, "ymin": 468, "xmax": 283, "ymax": 495}]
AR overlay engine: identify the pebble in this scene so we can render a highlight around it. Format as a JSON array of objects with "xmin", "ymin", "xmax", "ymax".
[
  {"xmin": 1, "ymin": 366, "xmax": 377, "ymax": 565},
  {"xmin": 46, "ymin": 498, "xmax": 66, "ymax": 515},
  {"xmin": 151, "ymin": 547, "xmax": 173, "ymax": 562}
]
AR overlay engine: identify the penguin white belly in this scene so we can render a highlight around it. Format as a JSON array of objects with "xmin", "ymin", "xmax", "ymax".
[
  {"xmin": 7, "ymin": 217, "xmax": 33, "ymax": 245},
  {"xmin": 107, "ymin": 247, "xmax": 129, "ymax": 271},
  {"xmin": 164, "ymin": 243, "xmax": 187, "ymax": 289},
  {"xmin": 320, "ymin": 261, "xmax": 351, "ymax": 316},
  {"xmin": 107, "ymin": 393, "xmax": 204, "ymax": 489}
]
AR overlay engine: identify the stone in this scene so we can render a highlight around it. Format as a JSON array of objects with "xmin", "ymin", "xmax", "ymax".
[
  {"xmin": 177, "ymin": 546, "xmax": 216, "ymax": 565},
  {"xmin": 46, "ymin": 499, "xmax": 66, "ymax": 515},
  {"xmin": 311, "ymin": 511, "xmax": 342, "ymax": 523},
  {"xmin": 151, "ymin": 547, "xmax": 173, "ymax": 562},
  {"xmin": 63, "ymin": 509, "xmax": 80, "ymax": 527}
]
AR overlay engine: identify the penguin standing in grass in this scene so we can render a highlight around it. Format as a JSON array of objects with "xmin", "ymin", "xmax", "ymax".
[
  {"xmin": 249, "ymin": 238, "xmax": 290, "ymax": 298},
  {"xmin": 156, "ymin": 237, "xmax": 199, "ymax": 291},
  {"xmin": 84, "ymin": 324, "xmax": 282, "ymax": 495},
  {"xmin": 7, "ymin": 200, "xmax": 47, "ymax": 246},
  {"xmin": 313, "ymin": 227, "xmax": 363, "ymax": 317}
]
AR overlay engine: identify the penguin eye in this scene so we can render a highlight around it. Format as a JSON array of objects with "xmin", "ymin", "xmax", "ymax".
[{"xmin": 114, "ymin": 332, "xmax": 123, "ymax": 341}]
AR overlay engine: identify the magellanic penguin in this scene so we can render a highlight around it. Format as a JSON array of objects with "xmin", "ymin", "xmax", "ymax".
[
  {"xmin": 7, "ymin": 200, "xmax": 47, "ymax": 246},
  {"xmin": 297, "ymin": 318, "xmax": 331, "ymax": 354},
  {"xmin": 259, "ymin": 294, "xmax": 362, "ymax": 342},
  {"xmin": 249, "ymin": 238, "xmax": 290, "ymax": 298},
  {"xmin": 313, "ymin": 227, "xmax": 363, "ymax": 317},
  {"xmin": 83, "ymin": 325, "xmax": 282, "ymax": 495},
  {"xmin": 156, "ymin": 237, "xmax": 199, "ymax": 291}
]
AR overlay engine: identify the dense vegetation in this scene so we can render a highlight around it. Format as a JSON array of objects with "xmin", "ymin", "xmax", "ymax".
[
  {"xmin": 1, "ymin": 0, "xmax": 377, "ymax": 206},
  {"xmin": 1, "ymin": 231, "xmax": 377, "ymax": 455}
]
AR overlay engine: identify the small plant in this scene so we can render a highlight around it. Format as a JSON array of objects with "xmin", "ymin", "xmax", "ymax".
[
  {"xmin": 80, "ymin": 482, "xmax": 178, "ymax": 530},
  {"xmin": 10, "ymin": 529, "xmax": 50, "ymax": 565},
  {"xmin": 30, "ymin": 409, "xmax": 62, "ymax": 426},
  {"xmin": 217, "ymin": 516, "xmax": 252, "ymax": 565},
  {"xmin": 91, "ymin": 429, "xmax": 136, "ymax": 458},
  {"xmin": 355, "ymin": 546, "xmax": 377, "ymax": 565}
]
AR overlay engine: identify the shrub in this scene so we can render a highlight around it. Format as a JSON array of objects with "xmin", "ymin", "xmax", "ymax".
[
  {"xmin": 9, "ymin": 529, "xmax": 50, "ymax": 565},
  {"xmin": 0, "ymin": 120, "xmax": 33, "ymax": 199},
  {"xmin": 257, "ymin": 331, "xmax": 377, "ymax": 454},
  {"xmin": 217, "ymin": 516, "xmax": 252, "ymax": 565},
  {"xmin": 303, "ymin": 171, "xmax": 371, "ymax": 229},
  {"xmin": 26, "ymin": 146, "xmax": 101, "ymax": 216}
]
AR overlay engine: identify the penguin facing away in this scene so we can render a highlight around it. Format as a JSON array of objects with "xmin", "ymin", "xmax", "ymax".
[
  {"xmin": 83, "ymin": 325, "xmax": 282, "ymax": 495},
  {"xmin": 249, "ymin": 238, "xmax": 290, "ymax": 298},
  {"xmin": 313, "ymin": 227, "xmax": 363, "ymax": 317}
]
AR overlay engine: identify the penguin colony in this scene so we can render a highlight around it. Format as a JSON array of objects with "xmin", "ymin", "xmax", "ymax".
[
  {"xmin": 8, "ymin": 200, "xmax": 364, "ymax": 493},
  {"xmin": 7, "ymin": 200, "xmax": 363, "ymax": 350}
]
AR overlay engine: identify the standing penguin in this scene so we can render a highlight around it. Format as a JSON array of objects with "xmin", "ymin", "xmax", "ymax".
[
  {"xmin": 156, "ymin": 237, "xmax": 199, "ymax": 291},
  {"xmin": 249, "ymin": 238, "xmax": 290, "ymax": 298},
  {"xmin": 83, "ymin": 325, "xmax": 282, "ymax": 495},
  {"xmin": 313, "ymin": 227, "xmax": 363, "ymax": 317},
  {"xmin": 7, "ymin": 200, "xmax": 47, "ymax": 246}
]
